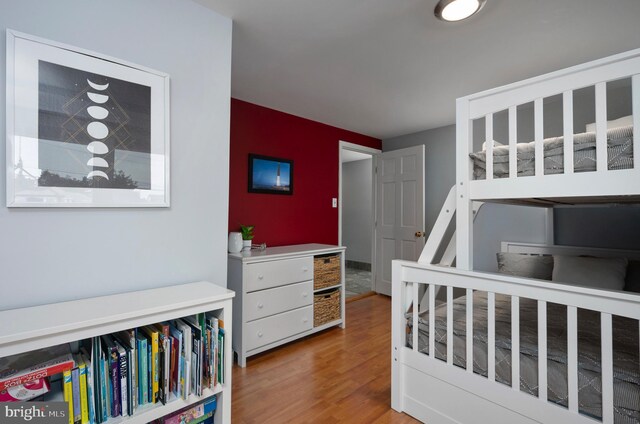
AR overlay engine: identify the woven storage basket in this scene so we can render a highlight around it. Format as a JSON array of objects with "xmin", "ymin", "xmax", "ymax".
[
  {"xmin": 314, "ymin": 288, "xmax": 341, "ymax": 327},
  {"xmin": 313, "ymin": 253, "xmax": 341, "ymax": 290}
]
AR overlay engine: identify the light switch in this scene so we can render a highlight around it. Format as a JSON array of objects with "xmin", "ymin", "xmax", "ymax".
[{"xmin": 332, "ymin": 198, "xmax": 337, "ymax": 208}]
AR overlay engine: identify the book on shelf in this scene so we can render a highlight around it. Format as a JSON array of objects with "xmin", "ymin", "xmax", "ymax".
[
  {"xmin": 79, "ymin": 348, "xmax": 96, "ymax": 424},
  {"xmin": 74, "ymin": 354, "xmax": 90, "ymax": 424},
  {"xmin": 169, "ymin": 324, "xmax": 183, "ymax": 400},
  {"xmin": 100, "ymin": 335, "xmax": 121, "ymax": 417},
  {"xmin": 0, "ymin": 377, "xmax": 51, "ymax": 402},
  {"xmin": 0, "ymin": 344, "xmax": 74, "ymax": 391},
  {"xmin": 141, "ymin": 326, "xmax": 159, "ymax": 404},
  {"xmin": 63, "ymin": 369, "xmax": 74, "ymax": 424},
  {"xmin": 113, "ymin": 340, "xmax": 128, "ymax": 417},
  {"xmin": 156, "ymin": 395, "xmax": 217, "ymax": 424},
  {"xmin": 114, "ymin": 329, "xmax": 137, "ymax": 415},
  {"xmin": 135, "ymin": 332, "xmax": 149, "ymax": 405},
  {"xmin": 173, "ymin": 319, "xmax": 192, "ymax": 399}
]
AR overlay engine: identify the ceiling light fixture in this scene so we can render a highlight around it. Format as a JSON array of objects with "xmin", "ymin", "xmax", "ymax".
[{"xmin": 434, "ymin": 0, "xmax": 486, "ymax": 22}]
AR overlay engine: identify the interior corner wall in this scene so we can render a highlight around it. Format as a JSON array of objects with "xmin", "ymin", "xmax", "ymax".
[
  {"xmin": 383, "ymin": 124, "xmax": 546, "ymax": 272},
  {"xmin": 229, "ymin": 99, "xmax": 381, "ymax": 247},
  {"xmin": 0, "ymin": 0, "xmax": 232, "ymax": 309},
  {"xmin": 342, "ymin": 159, "xmax": 373, "ymax": 263}
]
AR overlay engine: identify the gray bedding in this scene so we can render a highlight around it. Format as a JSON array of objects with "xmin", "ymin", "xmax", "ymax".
[
  {"xmin": 470, "ymin": 125, "xmax": 634, "ymax": 179},
  {"xmin": 406, "ymin": 291, "xmax": 640, "ymax": 423}
]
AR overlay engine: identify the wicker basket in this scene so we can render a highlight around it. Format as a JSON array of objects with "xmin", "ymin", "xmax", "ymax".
[
  {"xmin": 314, "ymin": 288, "xmax": 341, "ymax": 327},
  {"xmin": 313, "ymin": 254, "xmax": 341, "ymax": 290}
]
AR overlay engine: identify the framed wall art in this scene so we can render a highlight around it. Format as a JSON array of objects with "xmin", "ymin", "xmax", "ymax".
[
  {"xmin": 5, "ymin": 30, "xmax": 170, "ymax": 207},
  {"xmin": 248, "ymin": 154, "xmax": 293, "ymax": 195}
]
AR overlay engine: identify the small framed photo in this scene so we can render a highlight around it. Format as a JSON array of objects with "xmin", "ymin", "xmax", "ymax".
[
  {"xmin": 248, "ymin": 154, "xmax": 293, "ymax": 195},
  {"xmin": 5, "ymin": 30, "xmax": 170, "ymax": 207}
]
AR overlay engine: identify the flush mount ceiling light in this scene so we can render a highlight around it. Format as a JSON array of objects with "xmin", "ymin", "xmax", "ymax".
[{"xmin": 435, "ymin": 0, "xmax": 486, "ymax": 22}]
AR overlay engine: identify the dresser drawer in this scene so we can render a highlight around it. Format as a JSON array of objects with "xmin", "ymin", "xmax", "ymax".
[
  {"xmin": 245, "ymin": 306, "xmax": 313, "ymax": 351},
  {"xmin": 245, "ymin": 281, "xmax": 313, "ymax": 322},
  {"xmin": 245, "ymin": 256, "xmax": 313, "ymax": 292}
]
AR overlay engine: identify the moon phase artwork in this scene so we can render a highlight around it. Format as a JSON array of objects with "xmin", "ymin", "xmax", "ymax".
[{"xmin": 37, "ymin": 60, "xmax": 152, "ymax": 190}]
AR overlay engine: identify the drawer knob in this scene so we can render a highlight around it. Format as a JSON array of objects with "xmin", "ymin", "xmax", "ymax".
[
  {"xmin": 258, "ymin": 331, "xmax": 263, "ymax": 338},
  {"xmin": 303, "ymin": 317, "xmax": 308, "ymax": 323},
  {"xmin": 258, "ymin": 275, "xmax": 264, "ymax": 280},
  {"xmin": 257, "ymin": 302, "xmax": 264, "ymax": 309},
  {"xmin": 302, "ymin": 292, "xmax": 307, "ymax": 298},
  {"xmin": 303, "ymin": 267, "xmax": 308, "ymax": 272}
]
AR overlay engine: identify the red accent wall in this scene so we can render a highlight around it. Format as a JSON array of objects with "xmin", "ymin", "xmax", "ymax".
[{"xmin": 229, "ymin": 99, "xmax": 381, "ymax": 247}]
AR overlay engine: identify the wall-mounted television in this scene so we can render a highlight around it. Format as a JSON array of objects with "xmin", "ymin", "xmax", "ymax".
[{"xmin": 248, "ymin": 154, "xmax": 293, "ymax": 195}]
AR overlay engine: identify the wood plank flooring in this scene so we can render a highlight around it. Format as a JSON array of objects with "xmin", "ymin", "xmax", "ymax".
[{"xmin": 232, "ymin": 295, "xmax": 419, "ymax": 423}]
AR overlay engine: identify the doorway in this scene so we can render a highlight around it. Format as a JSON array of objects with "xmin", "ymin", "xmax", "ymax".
[{"xmin": 339, "ymin": 141, "xmax": 380, "ymax": 299}]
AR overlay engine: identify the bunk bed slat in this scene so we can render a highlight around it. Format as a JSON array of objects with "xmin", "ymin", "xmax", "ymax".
[
  {"xmin": 487, "ymin": 291, "xmax": 496, "ymax": 382},
  {"xmin": 563, "ymin": 90, "xmax": 574, "ymax": 174},
  {"xmin": 447, "ymin": 286, "xmax": 454, "ymax": 365},
  {"xmin": 601, "ymin": 312, "xmax": 614, "ymax": 424},
  {"xmin": 633, "ymin": 74, "xmax": 640, "ymax": 171},
  {"xmin": 595, "ymin": 82, "xmax": 608, "ymax": 173},
  {"xmin": 429, "ymin": 283, "xmax": 435, "ymax": 358},
  {"xmin": 486, "ymin": 113, "xmax": 494, "ymax": 180},
  {"xmin": 567, "ymin": 305, "xmax": 578, "ymax": 413},
  {"xmin": 538, "ymin": 299, "xmax": 548, "ymax": 402},
  {"xmin": 466, "ymin": 288, "xmax": 473, "ymax": 373},
  {"xmin": 511, "ymin": 295, "xmax": 520, "ymax": 391},
  {"xmin": 412, "ymin": 282, "xmax": 419, "ymax": 352},
  {"xmin": 534, "ymin": 98, "xmax": 544, "ymax": 176},
  {"xmin": 508, "ymin": 106, "xmax": 517, "ymax": 178}
]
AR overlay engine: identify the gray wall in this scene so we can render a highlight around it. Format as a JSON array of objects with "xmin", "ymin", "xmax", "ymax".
[
  {"xmin": 555, "ymin": 206, "xmax": 640, "ymax": 250},
  {"xmin": 383, "ymin": 125, "xmax": 547, "ymax": 272},
  {"xmin": 0, "ymin": 0, "xmax": 232, "ymax": 309},
  {"xmin": 342, "ymin": 159, "xmax": 373, "ymax": 263}
]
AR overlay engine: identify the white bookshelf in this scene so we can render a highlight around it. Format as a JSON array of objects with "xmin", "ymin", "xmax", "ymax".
[{"xmin": 0, "ymin": 281, "xmax": 234, "ymax": 424}]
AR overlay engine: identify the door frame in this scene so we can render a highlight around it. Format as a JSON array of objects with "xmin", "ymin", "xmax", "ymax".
[{"xmin": 338, "ymin": 141, "xmax": 382, "ymax": 292}]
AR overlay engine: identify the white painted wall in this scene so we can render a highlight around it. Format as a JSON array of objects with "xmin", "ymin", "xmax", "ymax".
[
  {"xmin": 342, "ymin": 158, "xmax": 373, "ymax": 264},
  {"xmin": 0, "ymin": 0, "xmax": 232, "ymax": 309}
]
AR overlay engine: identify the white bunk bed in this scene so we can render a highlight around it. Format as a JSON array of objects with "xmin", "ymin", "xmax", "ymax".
[{"xmin": 391, "ymin": 49, "xmax": 640, "ymax": 424}]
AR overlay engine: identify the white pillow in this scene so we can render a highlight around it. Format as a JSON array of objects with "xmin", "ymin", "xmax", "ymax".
[
  {"xmin": 481, "ymin": 140, "xmax": 504, "ymax": 150},
  {"xmin": 552, "ymin": 255, "xmax": 628, "ymax": 290},
  {"xmin": 497, "ymin": 252, "xmax": 553, "ymax": 280},
  {"xmin": 585, "ymin": 115, "xmax": 633, "ymax": 133}
]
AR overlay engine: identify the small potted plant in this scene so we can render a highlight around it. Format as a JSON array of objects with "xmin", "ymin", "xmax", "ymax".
[{"xmin": 240, "ymin": 225, "xmax": 254, "ymax": 251}]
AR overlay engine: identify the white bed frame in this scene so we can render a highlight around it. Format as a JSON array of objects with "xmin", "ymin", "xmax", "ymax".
[{"xmin": 391, "ymin": 48, "xmax": 640, "ymax": 424}]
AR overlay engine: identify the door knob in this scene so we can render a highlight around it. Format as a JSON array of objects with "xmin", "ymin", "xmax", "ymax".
[{"xmin": 415, "ymin": 231, "xmax": 425, "ymax": 237}]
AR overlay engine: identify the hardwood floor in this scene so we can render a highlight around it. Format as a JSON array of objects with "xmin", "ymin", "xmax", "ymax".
[{"xmin": 231, "ymin": 295, "xmax": 419, "ymax": 423}]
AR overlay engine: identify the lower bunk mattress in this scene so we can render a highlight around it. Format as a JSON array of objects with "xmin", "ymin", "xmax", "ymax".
[
  {"xmin": 469, "ymin": 125, "xmax": 634, "ymax": 179},
  {"xmin": 406, "ymin": 291, "xmax": 640, "ymax": 424}
]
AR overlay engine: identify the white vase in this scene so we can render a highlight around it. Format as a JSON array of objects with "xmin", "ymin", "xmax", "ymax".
[
  {"xmin": 242, "ymin": 240, "xmax": 252, "ymax": 251},
  {"xmin": 228, "ymin": 232, "xmax": 243, "ymax": 253}
]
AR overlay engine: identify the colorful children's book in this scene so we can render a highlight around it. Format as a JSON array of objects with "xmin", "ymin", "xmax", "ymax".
[
  {"xmin": 135, "ymin": 332, "xmax": 148, "ymax": 405},
  {"xmin": 74, "ymin": 355, "xmax": 89, "ymax": 424},
  {"xmin": 141, "ymin": 326, "xmax": 159, "ymax": 403},
  {"xmin": 100, "ymin": 335, "xmax": 121, "ymax": 417},
  {"xmin": 63, "ymin": 369, "xmax": 73, "ymax": 424},
  {"xmin": 0, "ymin": 344, "xmax": 74, "ymax": 391}
]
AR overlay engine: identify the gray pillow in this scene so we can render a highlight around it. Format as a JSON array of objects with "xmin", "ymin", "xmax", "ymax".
[
  {"xmin": 624, "ymin": 260, "xmax": 640, "ymax": 293},
  {"xmin": 497, "ymin": 252, "xmax": 554, "ymax": 280},
  {"xmin": 552, "ymin": 255, "xmax": 628, "ymax": 290}
]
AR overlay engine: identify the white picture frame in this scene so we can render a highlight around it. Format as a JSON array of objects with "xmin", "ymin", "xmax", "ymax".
[{"xmin": 6, "ymin": 30, "xmax": 170, "ymax": 207}]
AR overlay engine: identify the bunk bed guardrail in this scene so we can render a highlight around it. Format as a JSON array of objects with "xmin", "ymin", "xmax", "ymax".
[{"xmin": 391, "ymin": 259, "xmax": 640, "ymax": 424}]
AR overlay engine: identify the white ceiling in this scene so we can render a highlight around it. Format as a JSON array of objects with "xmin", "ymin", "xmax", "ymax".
[{"xmin": 196, "ymin": 0, "xmax": 640, "ymax": 139}]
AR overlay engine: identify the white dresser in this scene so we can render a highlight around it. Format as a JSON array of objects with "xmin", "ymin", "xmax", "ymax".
[{"xmin": 228, "ymin": 243, "xmax": 346, "ymax": 367}]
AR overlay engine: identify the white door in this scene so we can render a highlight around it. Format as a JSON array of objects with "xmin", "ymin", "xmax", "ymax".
[{"xmin": 374, "ymin": 146, "xmax": 425, "ymax": 296}]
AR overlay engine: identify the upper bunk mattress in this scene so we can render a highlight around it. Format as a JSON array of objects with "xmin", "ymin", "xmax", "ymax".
[{"xmin": 470, "ymin": 125, "xmax": 634, "ymax": 179}]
